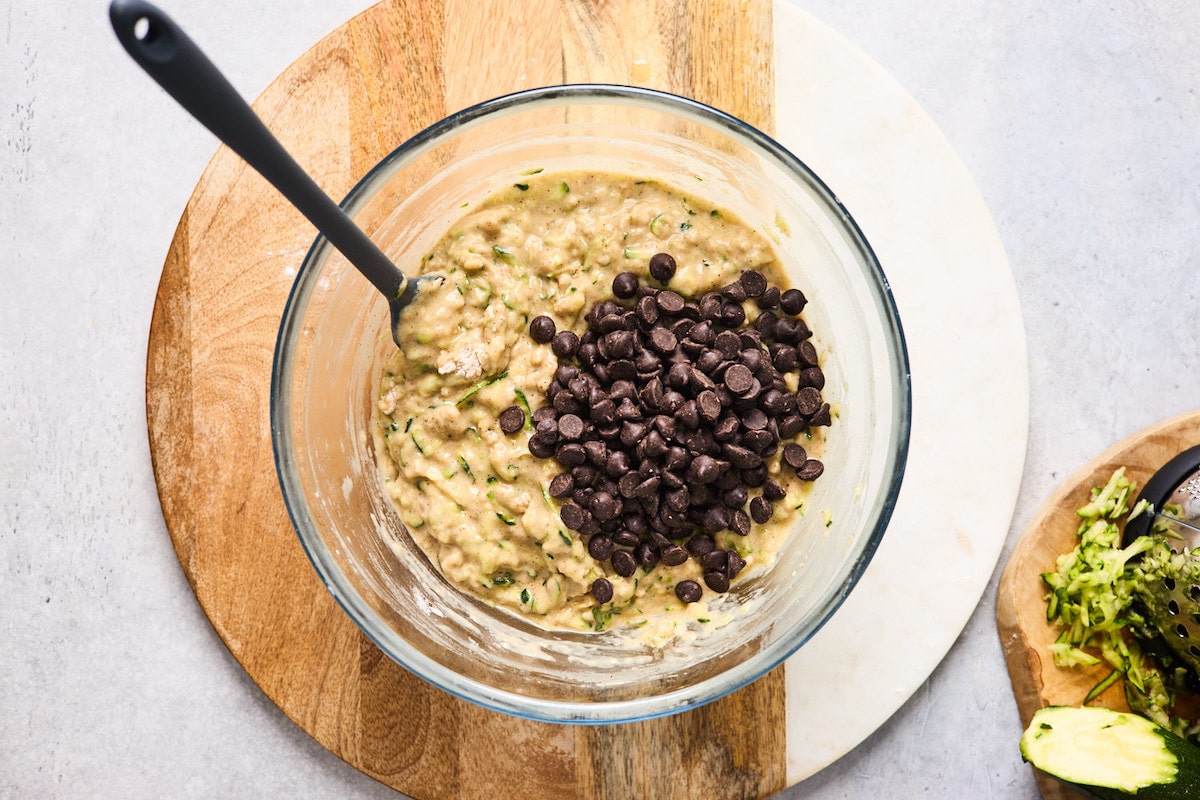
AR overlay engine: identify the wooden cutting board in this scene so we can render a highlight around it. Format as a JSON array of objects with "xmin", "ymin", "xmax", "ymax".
[
  {"xmin": 146, "ymin": 1, "xmax": 788, "ymax": 797},
  {"xmin": 995, "ymin": 409, "xmax": 1200, "ymax": 800}
]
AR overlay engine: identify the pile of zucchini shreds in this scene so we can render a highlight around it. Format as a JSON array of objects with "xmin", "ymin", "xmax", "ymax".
[{"xmin": 1042, "ymin": 467, "xmax": 1199, "ymax": 740}]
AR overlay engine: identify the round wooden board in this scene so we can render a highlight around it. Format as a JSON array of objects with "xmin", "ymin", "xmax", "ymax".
[
  {"xmin": 146, "ymin": 1, "xmax": 788, "ymax": 798},
  {"xmin": 995, "ymin": 409, "xmax": 1200, "ymax": 800},
  {"xmin": 148, "ymin": 0, "xmax": 1030, "ymax": 795}
]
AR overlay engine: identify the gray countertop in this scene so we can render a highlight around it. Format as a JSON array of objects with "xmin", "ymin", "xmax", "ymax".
[{"xmin": 3, "ymin": 1, "xmax": 1198, "ymax": 797}]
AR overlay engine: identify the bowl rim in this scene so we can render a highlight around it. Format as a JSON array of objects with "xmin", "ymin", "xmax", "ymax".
[{"xmin": 270, "ymin": 83, "xmax": 912, "ymax": 724}]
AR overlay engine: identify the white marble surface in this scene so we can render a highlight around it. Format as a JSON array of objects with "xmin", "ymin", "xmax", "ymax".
[
  {"xmin": 771, "ymin": 6, "xmax": 1029, "ymax": 782},
  {"xmin": 3, "ymin": 1, "xmax": 1198, "ymax": 798}
]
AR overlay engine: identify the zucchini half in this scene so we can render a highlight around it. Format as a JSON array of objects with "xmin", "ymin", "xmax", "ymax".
[{"xmin": 1020, "ymin": 706, "xmax": 1200, "ymax": 799}]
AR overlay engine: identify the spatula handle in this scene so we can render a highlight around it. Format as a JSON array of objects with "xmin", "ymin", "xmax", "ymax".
[{"xmin": 108, "ymin": 0, "xmax": 404, "ymax": 299}]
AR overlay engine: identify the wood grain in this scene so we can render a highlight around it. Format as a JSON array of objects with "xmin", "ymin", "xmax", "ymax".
[
  {"xmin": 995, "ymin": 409, "xmax": 1200, "ymax": 800},
  {"xmin": 145, "ymin": 1, "xmax": 784, "ymax": 798}
]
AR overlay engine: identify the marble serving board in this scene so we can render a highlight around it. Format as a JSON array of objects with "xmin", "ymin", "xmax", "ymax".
[{"xmin": 144, "ymin": 0, "xmax": 1027, "ymax": 796}]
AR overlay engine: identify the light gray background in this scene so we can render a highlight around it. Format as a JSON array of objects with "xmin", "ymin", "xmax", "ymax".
[{"xmin": 3, "ymin": 1, "xmax": 1198, "ymax": 797}]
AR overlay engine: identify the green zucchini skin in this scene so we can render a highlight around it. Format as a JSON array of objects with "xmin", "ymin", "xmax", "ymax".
[{"xmin": 1020, "ymin": 706, "xmax": 1200, "ymax": 800}]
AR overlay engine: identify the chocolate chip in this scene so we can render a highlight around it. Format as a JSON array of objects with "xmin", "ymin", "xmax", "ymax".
[
  {"xmin": 649, "ymin": 253, "xmax": 677, "ymax": 283},
  {"xmin": 702, "ymin": 506, "xmax": 730, "ymax": 532},
  {"xmin": 703, "ymin": 570, "xmax": 730, "ymax": 593},
  {"xmin": 549, "ymin": 473, "xmax": 575, "ymax": 498},
  {"xmin": 734, "ymin": 347, "xmax": 763, "ymax": 374},
  {"xmin": 645, "ymin": 427, "xmax": 671, "ymax": 457},
  {"xmin": 797, "ymin": 459, "xmax": 825, "ymax": 481},
  {"xmin": 536, "ymin": 415, "xmax": 560, "ymax": 437},
  {"xmin": 611, "ymin": 549, "xmax": 637, "ymax": 578},
  {"xmin": 663, "ymin": 446, "xmax": 690, "ymax": 472},
  {"xmin": 759, "ymin": 388, "xmax": 785, "ymax": 415},
  {"xmin": 552, "ymin": 392, "xmax": 578, "ymax": 415},
  {"xmin": 796, "ymin": 387, "xmax": 822, "ymax": 416},
  {"xmin": 757, "ymin": 286, "xmax": 780, "ymax": 309},
  {"xmin": 726, "ymin": 552, "xmax": 746, "ymax": 577},
  {"xmin": 656, "ymin": 290, "xmax": 685, "ymax": 314},
  {"xmin": 798, "ymin": 340, "xmax": 819, "ymax": 368},
  {"xmin": 753, "ymin": 311, "xmax": 777, "ymax": 339},
  {"xmin": 649, "ymin": 326, "xmax": 677, "ymax": 353},
  {"xmin": 724, "ymin": 363, "xmax": 754, "ymax": 394},
  {"xmin": 749, "ymin": 495, "xmax": 772, "ymax": 524},
  {"xmin": 677, "ymin": 399, "xmax": 700, "ymax": 430},
  {"xmin": 636, "ymin": 294, "xmax": 661, "ymax": 325},
  {"xmin": 731, "ymin": 509, "xmax": 751, "ymax": 536},
  {"xmin": 772, "ymin": 345, "xmax": 799, "ymax": 373},
  {"xmin": 715, "ymin": 467, "xmax": 741, "ymax": 491},
  {"xmin": 585, "ymin": 579, "xmax": 612, "ymax": 607},
  {"xmin": 597, "ymin": 312, "xmax": 626, "ymax": 335},
  {"xmin": 743, "ymin": 428, "xmax": 775, "ymax": 453},
  {"xmin": 742, "ymin": 408, "xmax": 768, "ymax": 431},
  {"xmin": 558, "ymin": 413, "xmax": 585, "ymax": 440},
  {"xmin": 714, "ymin": 330, "xmax": 742, "ymax": 357},
  {"xmin": 617, "ymin": 472, "xmax": 643, "ymax": 499},
  {"xmin": 528, "ymin": 434, "xmax": 556, "ymax": 458},
  {"xmin": 530, "ymin": 315, "xmax": 556, "ymax": 343},
  {"xmin": 664, "ymin": 485, "xmax": 688, "ymax": 513},
  {"xmin": 713, "ymin": 415, "xmax": 739, "ymax": 441},
  {"xmin": 800, "ymin": 366, "xmax": 825, "ymax": 390},
  {"xmin": 634, "ymin": 476, "xmax": 662, "ymax": 500},
  {"xmin": 572, "ymin": 485, "xmax": 594, "ymax": 508},
  {"xmin": 762, "ymin": 479, "xmax": 786, "ymax": 502},
  {"xmin": 658, "ymin": 545, "xmax": 687, "ymax": 567},
  {"xmin": 654, "ymin": 414, "xmax": 677, "ymax": 439},
  {"xmin": 780, "ymin": 288, "xmax": 807, "ymax": 315},
  {"xmin": 688, "ymin": 320, "xmax": 715, "ymax": 345},
  {"xmin": 605, "ymin": 450, "xmax": 631, "ymax": 478},
  {"xmin": 782, "ymin": 443, "xmax": 807, "ymax": 470},
  {"xmin": 721, "ymin": 281, "xmax": 747, "ymax": 303},
  {"xmin": 778, "ymin": 414, "xmax": 805, "ymax": 438},
  {"xmin": 560, "ymin": 501, "xmax": 587, "ymax": 530},
  {"xmin": 610, "ymin": 330, "xmax": 639, "ymax": 359},
  {"xmin": 687, "ymin": 454, "xmax": 722, "ymax": 484},
  {"xmin": 590, "ymin": 491, "xmax": 622, "ymax": 521},
  {"xmin": 696, "ymin": 390, "xmax": 722, "ymax": 423},
  {"xmin": 700, "ymin": 549, "xmax": 728, "ymax": 572},
  {"xmin": 612, "ymin": 530, "xmax": 640, "ymax": 548},
  {"xmin": 635, "ymin": 543, "xmax": 660, "ymax": 568},
  {"xmin": 770, "ymin": 318, "xmax": 797, "ymax": 345},
  {"xmin": 741, "ymin": 466, "xmax": 768, "ymax": 487},
  {"xmin": 739, "ymin": 270, "xmax": 767, "ymax": 298},
  {"xmin": 721, "ymin": 485, "xmax": 749, "ymax": 509},
  {"xmin": 686, "ymin": 532, "xmax": 715, "ymax": 557},
  {"xmin": 588, "ymin": 534, "xmax": 615, "ymax": 561},
  {"xmin": 499, "ymin": 405, "xmax": 525, "ymax": 435},
  {"xmin": 551, "ymin": 330, "xmax": 580, "ymax": 359},
  {"xmin": 613, "ymin": 271, "xmax": 639, "ymax": 299},
  {"xmin": 556, "ymin": 442, "xmax": 587, "ymax": 467},
  {"xmin": 721, "ymin": 304, "xmax": 746, "ymax": 328},
  {"xmin": 675, "ymin": 579, "xmax": 702, "ymax": 603},
  {"xmin": 810, "ymin": 403, "xmax": 832, "ymax": 427},
  {"xmin": 723, "ymin": 443, "xmax": 761, "ymax": 469}
]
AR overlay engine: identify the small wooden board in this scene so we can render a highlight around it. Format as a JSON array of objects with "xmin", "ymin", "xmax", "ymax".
[{"xmin": 996, "ymin": 409, "xmax": 1200, "ymax": 800}]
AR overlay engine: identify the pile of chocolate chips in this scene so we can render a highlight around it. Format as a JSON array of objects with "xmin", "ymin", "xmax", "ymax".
[{"xmin": 502, "ymin": 253, "xmax": 830, "ymax": 606}]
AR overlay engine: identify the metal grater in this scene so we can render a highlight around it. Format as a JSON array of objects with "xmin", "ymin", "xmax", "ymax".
[{"xmin": 1124, "ymin": 445, "xmax": 1200, "ymax": 687}]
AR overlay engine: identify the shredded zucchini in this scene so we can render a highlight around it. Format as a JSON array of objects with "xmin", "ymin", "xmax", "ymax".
[{"xmin": 1041, "ymin": 468, "xmax": 1199, "ymax": 740}]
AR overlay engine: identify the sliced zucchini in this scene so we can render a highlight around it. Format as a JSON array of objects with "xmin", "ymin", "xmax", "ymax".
[{"xmin": 1020, "ymin": 706, "xmax": 1200, "ymax": 799}]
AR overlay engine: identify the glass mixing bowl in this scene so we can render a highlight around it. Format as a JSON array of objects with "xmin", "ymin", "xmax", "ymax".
[{"xmin": 271, "ymin": 84, "xmax": 910, "ymax": 723}]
